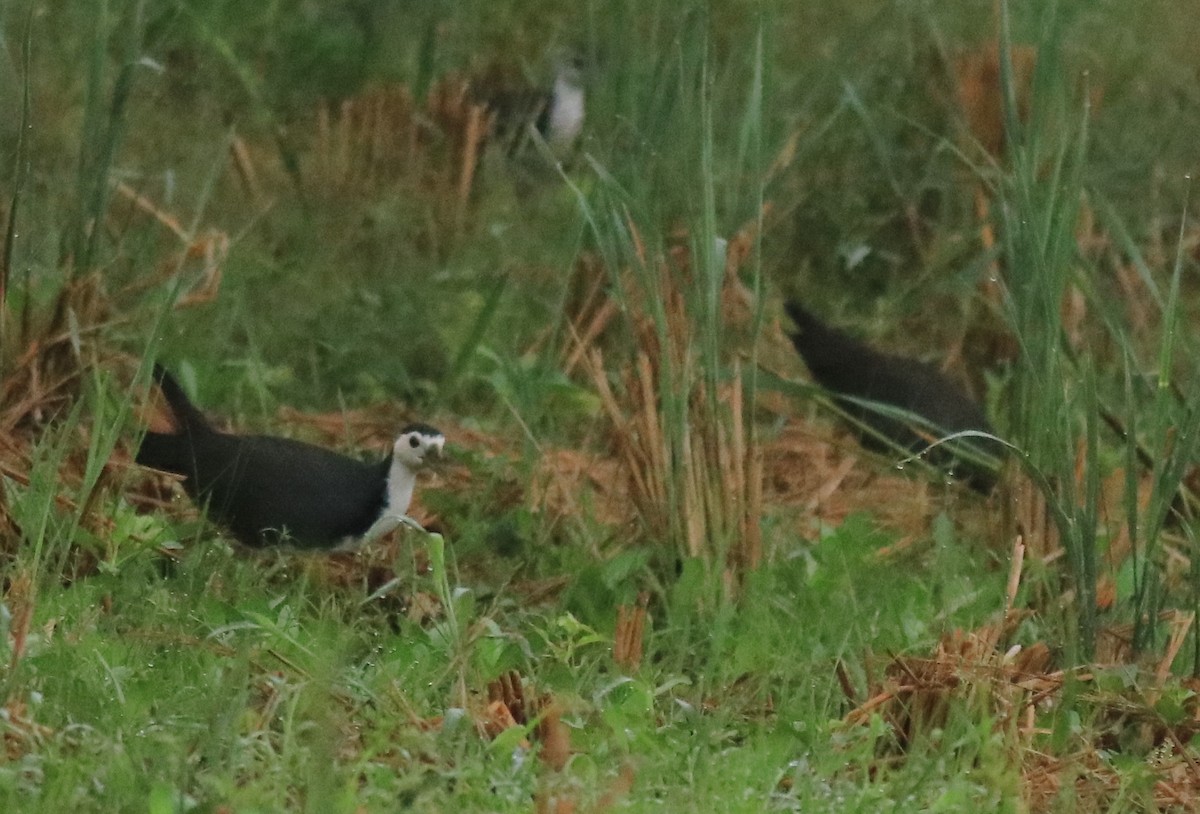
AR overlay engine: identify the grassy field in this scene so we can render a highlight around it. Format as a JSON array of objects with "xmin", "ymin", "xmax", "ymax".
[{"xmin": 3, "ymin": 1, "xmax": 1200, "ymax": 811}]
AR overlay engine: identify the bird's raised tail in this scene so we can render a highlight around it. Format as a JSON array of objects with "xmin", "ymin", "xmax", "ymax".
[
  {"xmin": 135, "ymin": 364, "xmax": 212, "ymax": 475},
  {"xmin": 149, "ymin": 364, "xmax": 211, "ymax": 434},
  {"xmin": 783, "ymin": 299, "xmax": 860, "ymax": 376}
]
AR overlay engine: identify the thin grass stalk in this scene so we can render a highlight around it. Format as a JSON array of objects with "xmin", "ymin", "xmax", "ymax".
[
  {"xmin": 68, "ymin": 0, "xmax": 146, "ymax": 275},
  {"xmin": 587, "ymin": 349, "xmax": 648, "ymax": 512},
  {"xmin": 456, "ymin": 104, "xmax": 487, "ymax": 219},
  {"xmin": 1186, "ymin": 519, "xmax": 1200, "ymax": 676},
  {"xmin": 683, "ymin": 427, "xmax": 701, "ymax": 558},
  {"xmin": 637, "ymin": 353, "xmax": 669, "ymax": 515},
  {"xmin": 67, "ymin": 0, "xmax": 108, "ymax": 268},
  {"xmin": 339, "ymin": 98, "xmax": 354, "ymax": 184},
  {"xmin": 0, "ymin": 6, "xmax": 32, "ymax": 357},
  {"xmin": 362, "ymin": 94, "xmax": 379, "ymax": 180},
  {"xmin": 996, "ymin": 2, "xmax": 1025, "ymax": 154},
  {"xmin": 740, "ymin": 22, "xmax": 769, "ymax": 573},
  {"xmin": 697, "ymin": 52, "xmax": 721, "ymax": 421},
  {"xmin": 729, "ymin": 367, "xmax": 745, "ymax": 525},
  {"xmin": 1121, "ymin": 348, "xmax": 1144, "ymax": 636},
  {"xmin": 651, "ymin": 260, "xmax": 687, "ymax": 557},
  {"xmin": 1075, "ymin": 360, "xmax": 1101, "ymax": 644}
]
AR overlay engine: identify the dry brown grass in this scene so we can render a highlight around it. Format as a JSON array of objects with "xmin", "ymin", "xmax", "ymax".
[
  {"xmin": 485, "ymin": 670, "xmax": 570, "ymax": 768},
  {"xmin": 845, "ymin": 608, "xmax": 1200, "ymax": 812},
  {"xmin": 613, "ymin": 593, "xmax": 649, "ymax": 673},
  {"xmin": 566, "ymin": 220, "xmax": 769, "ymax": 598},
  {"xmin": 305, "ymin": 77, "xmax": 494, "ymax": 254},
  {"xmin": 309, "ymin": 77, "xmax": 491, "ymax": 196},
  {"xmin": 841, "ymin": 536, "xmax": 1200, "ymax": 812},
  {"xmin": 0, "ymin": 145, "xmax": 239, "ymax": 560},
  {"xmin": 952, "ymin": 40, "xmax": 1036, "ymax": 162}
]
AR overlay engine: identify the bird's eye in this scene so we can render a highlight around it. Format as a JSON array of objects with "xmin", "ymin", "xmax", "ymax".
[{"xmin": 409, "ymin": 436, "xmax": 420, "ymax": 448}]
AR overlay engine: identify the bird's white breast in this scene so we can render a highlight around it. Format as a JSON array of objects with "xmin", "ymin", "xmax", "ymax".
[
  {"xmin": 333, "ymin": 459, "xmax": 418, "ymax": 551},
  {"xmin": 546, "ymin": 77, "xmax": 585, "ymax": 152}
]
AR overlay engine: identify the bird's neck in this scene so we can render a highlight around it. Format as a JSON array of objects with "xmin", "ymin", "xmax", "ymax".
[{"xmin": 383, "ymin": 457, "xmax": 418, "ymax": 519}]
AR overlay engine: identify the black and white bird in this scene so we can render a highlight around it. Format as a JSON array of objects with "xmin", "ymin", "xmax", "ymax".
[
  {"xmin": 536, "ymin": 58, "xmax": 586, "ymax": 155},
  {"xmin": 481, "ymin": 57, "xmax": 586, "ymax": 158},
  {"xmin": 135, "ymin": 365, "xmax": 445, "ymax": 549},
  {"xmin": 784, "ymin": 301, "xmax": 1000, "ymax": 490}
]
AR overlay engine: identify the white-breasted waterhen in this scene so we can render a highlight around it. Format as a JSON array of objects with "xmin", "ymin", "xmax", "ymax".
[
  {"xmin": 136, "ymin": 365, "xmax": 445, "ymax": 549},
  {"xmin": 784, "ymin": 300, "xmax": 1000, "ymax": 490},
  {"xmin": 481, "ymin": 57, "xmax": 586, "ymax": 157},
  {"xmin": 536, "ymin": 58, "xmax": 586, "ymax": 154}
]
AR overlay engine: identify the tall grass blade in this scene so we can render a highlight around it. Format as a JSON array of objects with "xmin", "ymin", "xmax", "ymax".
[{"xmin": 1, "ymin": 5, "xmax": 32, "ymax": 353}]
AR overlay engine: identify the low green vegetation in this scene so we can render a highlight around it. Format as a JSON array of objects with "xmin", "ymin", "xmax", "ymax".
[{"xmin": 3, "ymin": 1, "xmax": 1200, "ymax": 811}]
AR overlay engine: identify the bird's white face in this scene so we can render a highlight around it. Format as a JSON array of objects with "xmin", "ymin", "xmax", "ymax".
[{"xmin": 392, "ymin": 426, "xmax": 445, "ymax": 469}]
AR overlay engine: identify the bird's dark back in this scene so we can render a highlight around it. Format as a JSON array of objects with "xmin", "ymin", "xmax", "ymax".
[
  {"xmin": 784, "ymin": 300, "xmax": 999, "ymax": 490},
  {"xmin": 785, "ymin": 300, "xmax": 990, "ymax": 434},
  {"xmin": 189, "ymin": 434, "xmax": 390, "ymax": 548}
]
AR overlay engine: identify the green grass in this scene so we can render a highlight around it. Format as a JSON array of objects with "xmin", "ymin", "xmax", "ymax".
[
  {"xmin": 4, "ymin": 0, "xmax": 1200, "ymax": 810},
  {"xmin": 0, "ymin": 506, "xmax": 1005, "ymax": 812}
]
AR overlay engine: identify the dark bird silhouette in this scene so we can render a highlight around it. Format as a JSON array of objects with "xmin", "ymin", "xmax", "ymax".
[
  {"xmin": 135, "ymin": 365, "xmax": 444, "ymax": 549},
  {"xmin": 784, "ymin": 301, "xmax": 1000, "ymax": 490}
]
